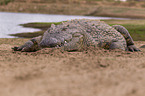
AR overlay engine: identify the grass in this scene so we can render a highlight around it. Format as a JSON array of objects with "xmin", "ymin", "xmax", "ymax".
[
  {"xmin": 1, "ymin": 0, "xmax": 145, "ymax": 19},
  {"xmin": 87, "ymin": 6, "xmax": 145, "ymax": 19},
  {"xmin": 13, "ymin": 0, "xmax": 145, "ymax": 4},
  {"xmin": 0, "ymin": 0, "xmax": 14, "ymax": 5},
  {"xmin": 119, "ymin": 24, "xmax": 145, "ymax": 41},
  {"xmin": 20, "ymin": 22, "xmax": 63, "ymax": 29},
  {"xmin": 102, "ymin": 19, "xmax": 145, "ymax": 41},
  {"xmin": 10, "ymin": 19, "xmax": 145, "ymax": 41},
  {"xmin": 10, "ymin": 22, "xmax": 64, "ymax": 38}
]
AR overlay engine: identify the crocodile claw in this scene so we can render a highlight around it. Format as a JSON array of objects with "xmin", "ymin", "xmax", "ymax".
[{"xmin": 127, "ymin": 45, "xmax": 140, "ymax": 52}]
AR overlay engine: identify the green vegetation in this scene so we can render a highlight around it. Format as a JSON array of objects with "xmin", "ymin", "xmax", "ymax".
[
  {"xmin": 103, "ymin": 19, "xmax": 145, "ymax": 41},
  {"xmin": 13, "ymin": 0, "xmax": 145, "ymax": 3},
  {"xmin": 119, "ymin": 24, "xmax": 145, "ymax": 41},
  {"xmin": 1, "ymin": 0, "xmax": 145, "ymax": 19},
  {"xmin": 10, "ymin": 31, "xmax": 44, "ymax": 38},
  {"xmin": 0, "ymin": 0, "xmax": 14, "ymax": 5},
  {"xmin": 20, "ymin": 22, "xmax": 63, "ymax": 29},
  {"xmin": 10, "ymin": 22, "xmax": 64, "ymax": 38},
  {"xmin": 10, "ymin": 19, "xmax": 145, "ymax": 41}
]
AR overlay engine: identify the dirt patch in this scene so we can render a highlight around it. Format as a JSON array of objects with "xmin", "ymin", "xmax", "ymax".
[{"xmin": 0, "ymin": 39, "xmax": 145, "ymax": 96}]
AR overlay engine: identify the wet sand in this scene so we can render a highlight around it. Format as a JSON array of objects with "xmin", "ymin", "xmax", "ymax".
[{"xmin": 0, "ymin": 38, "xmax": 145, "ymax": 96}]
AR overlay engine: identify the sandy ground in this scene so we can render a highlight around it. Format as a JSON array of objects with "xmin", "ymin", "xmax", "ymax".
[{"xmin": 0, "ymin": 38, "xmax": 145, "ymax": 96}]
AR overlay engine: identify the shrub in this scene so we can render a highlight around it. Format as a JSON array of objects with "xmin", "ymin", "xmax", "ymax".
[{"xmin": 0, "ymin": 0, "xmax": 14, "ymax": 5}]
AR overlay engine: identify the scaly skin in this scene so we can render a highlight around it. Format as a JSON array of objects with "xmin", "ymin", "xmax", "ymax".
[{"xmin": 13, "ymin": 19, "xmax": 140, "ymax": 52}]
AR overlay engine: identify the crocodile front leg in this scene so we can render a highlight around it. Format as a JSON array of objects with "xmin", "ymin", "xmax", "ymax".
[{"xmin": 12, "ymin": 36, "xmax": 42, "ymax": 52}]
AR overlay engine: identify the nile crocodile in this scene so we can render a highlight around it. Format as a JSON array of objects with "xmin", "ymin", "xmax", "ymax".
[{"xmin": 13, "ymin": 19, "xmax": 140, "ymax": 52}]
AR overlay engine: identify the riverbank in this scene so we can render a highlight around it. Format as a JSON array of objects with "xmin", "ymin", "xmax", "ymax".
[
  {"xmin": 10, "ymin": 22, "xmax": 62, "ymax": 38},
  {"xmin": 1, "ymin": 1, "xmax": 145, "ymax": 19},
  {"xmin": 10, "ymin": 19, "xmax": 145, "ymax": 41}
]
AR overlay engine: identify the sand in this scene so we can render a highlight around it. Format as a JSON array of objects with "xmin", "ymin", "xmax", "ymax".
[{"xmin": 0, "ymin": 38, "xmax": 145, "ymax": 96}]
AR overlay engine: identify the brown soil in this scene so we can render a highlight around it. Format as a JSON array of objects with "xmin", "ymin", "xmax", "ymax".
[
  {"xmin": 0, "ymin": 38, "xmax": 145, "ymax": 96},
  {"xmin": 1, "ymin": 2, "xmax": 145, "ymax": 19}
]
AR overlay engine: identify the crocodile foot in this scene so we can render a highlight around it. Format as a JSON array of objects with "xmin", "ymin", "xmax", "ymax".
[{"xmin": 127, "ymin": 45, "xmax": 140, "ymax": 52}]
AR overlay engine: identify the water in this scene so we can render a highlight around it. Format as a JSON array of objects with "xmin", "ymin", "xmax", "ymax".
[{"xmin": 0, "ymin": 12, "xmax": 128, "ymax": 38}]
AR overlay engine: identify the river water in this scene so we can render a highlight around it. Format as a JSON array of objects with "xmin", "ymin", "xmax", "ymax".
[{"xmin": 0, "ymin": 12, "xmax": 128, "ymax": 38}]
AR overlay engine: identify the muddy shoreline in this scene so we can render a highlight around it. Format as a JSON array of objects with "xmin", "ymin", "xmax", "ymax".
[{"xmin": 0, "ymin": 38, "xmax": 145, "ymax": 96}]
